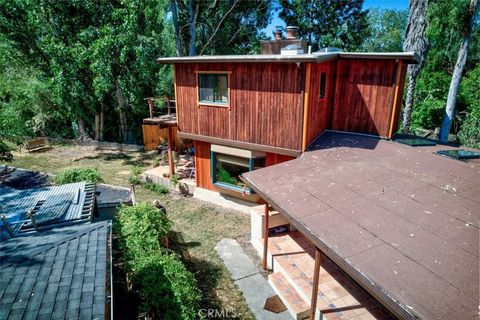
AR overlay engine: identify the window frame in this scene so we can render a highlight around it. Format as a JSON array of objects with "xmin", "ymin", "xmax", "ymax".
[
  {"xmin": 210, "ymin": 151, "xmax": 264, "ymax": 194},
  {"xmin": 195, "ymin": 71, "xmax": 231, "ymax": 109}
]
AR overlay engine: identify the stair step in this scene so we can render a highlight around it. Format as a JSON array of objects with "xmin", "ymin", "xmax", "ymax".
[{"xmin": 268, "ymin": 272, "xmax": 310, "ymax": 320}]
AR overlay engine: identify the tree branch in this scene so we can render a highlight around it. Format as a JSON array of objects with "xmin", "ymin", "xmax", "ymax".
[{"xmin": 199, "ymin": 0, "xmax": 240, "ymax": 55}]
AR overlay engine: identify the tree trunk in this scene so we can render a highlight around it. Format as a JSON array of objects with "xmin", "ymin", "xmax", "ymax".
[
  {"xmin": 188, "ymin": 0, "xmax": 199, "ymax": 56},
  {"xmin": 116, "ymin": 85, "xmax": 129, "ymax": 143},
  {"xmin": 76, "ymin": 119, "xmax": 91, "ymax": 141},
  {"xmin": 402, "ymin": 0, "xmax": 429, "ymax": 133},
  {"xmin": 439, "ymin": 0, "xmax": 477, "ymax": 142},
  {"xmin": 95, "ymin": 113, "xmax": 100, "ymax": 141},
  {"xmin": 99, "ymin": 104, "xmax": 104, "ymax": 141},
  {"xmin": 170, "ymin": 0, "xmax": 183, "ymax": 56}
]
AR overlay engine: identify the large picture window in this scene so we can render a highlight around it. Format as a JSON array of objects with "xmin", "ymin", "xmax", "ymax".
[
  {"xmin": 198, "ymin": 73, "xmax": 228, "ymax": 105},
  {"xmin": 210, "ymin": 151, "xmax": 265, "ymax": 194}
]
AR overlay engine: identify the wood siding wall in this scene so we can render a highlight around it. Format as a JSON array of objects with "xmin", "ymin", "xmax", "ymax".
[
  {"xmin": 331, "ymin": 59, "xmax": 397, "ymax": 137},
  {"xmin": 266, "ymin": 153, "xmax": 295, "ymax": 166},
  {"xmin": 194, "ymin": 140, "xmax": 215, "ymax": 191},
  {"xmin": 142, "ymin": 124, "xmax": 179, "ymax": 151},
  {"xmin": 175, "ymin": 63, "xmax": 304, "ymax": 151},
  {"xmin": 303, "ymin": 61, "xmax": 336, "ymax": 149}
]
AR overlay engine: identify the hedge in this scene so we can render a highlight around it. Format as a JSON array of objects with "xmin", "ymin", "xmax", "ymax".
[
  {"xmin": 52, "ymin": 167, "xmax": 102, "ymax": 184},
  {"xmin": 116, "ymin": 204, "xmax": 200, "ymax": 319}
]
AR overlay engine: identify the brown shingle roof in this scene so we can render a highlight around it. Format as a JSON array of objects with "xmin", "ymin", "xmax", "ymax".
[{"xmin": 242, "ymin": 131, "xmax": 480, "ymax": 319}]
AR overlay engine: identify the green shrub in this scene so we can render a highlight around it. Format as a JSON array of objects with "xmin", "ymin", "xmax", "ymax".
[
  {"xmin": 152, "ymin": 158, "xmax": 160, "ymax": 167},
  {"xmin": 170, "ymin": 174, "xmax": 179, "ymax": 187},
  {"xmin": 128, "ymin": 174, "xmax": 141, "ymax": 185},
  {"xmin": 143, "ymin": 182, "xmax": 169, "ymax": 194},
  {"xmin": 117, "ymin": 204, "xmax": 171, "ymax": 259},
  {"xmin": 116, "ymin": 204, "xmax": 200, "ymax": 319},
  {"xmin": 52, "ymin": 167, "xmax": 102, "ymax": 184},
  {"xmin": 132, "ymin": 252, "xmax": 201, "ymax": 320},
  {"xmin": 132, "ymin": 165, "xmax": 143, "ymax": 176},
  {"xmin": 0, "ymin": 140, "xmax": 13, "ymax": 163}
]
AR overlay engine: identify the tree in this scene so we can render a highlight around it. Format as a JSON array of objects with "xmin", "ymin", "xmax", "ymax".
[
  {"xmin": 402, "ymin": 0, "xmax": 430, "ymax": 133},
  {"xmin": 361, "ymin": 9, "xmax": 408, "ymax": 52},
  {"xmin": 439, "ymin": 0, "xmax": 478, "ymax": 142},
  {"xmin": 170, "ymin": 0, "xmax": 271, "ymax": 56},
  {"xmin": 279, "ymin": 0, "xmax": 368, "ymax": 51}
]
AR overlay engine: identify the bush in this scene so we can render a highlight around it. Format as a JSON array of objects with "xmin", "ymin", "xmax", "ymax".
[
  {"xmin": 128, "ymin": 174, "xmax": 141, "ymax": 185},
  {"xmin": 132, "ymin": 252, "xmax": 201, "ymax": 320},
  {"xmin": 0, "ymin": 140, "xmax": 13, "ymax": 163},
  {"xmin": 143, "ymin": 182, "xmax": 169, "ymax": 194},
  {"xmin": 116, "ymin": 204, "xmax": 200, "ymax": 319},
  {"xmin": 117, "ymin": 204, "xmax": 171, "ymax": 259},
  {"xmin": 132, "ymin": 165, "xmax": 143, "ymax": 176},
  {"xmin": 52, "ymin": 167, "xmax": 102, "ymax": 184}
]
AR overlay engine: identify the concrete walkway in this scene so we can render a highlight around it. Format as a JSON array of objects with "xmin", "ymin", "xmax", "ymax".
[{"xmin": 215, "ymin": 239, "xmax": 291, "ymax": 320}]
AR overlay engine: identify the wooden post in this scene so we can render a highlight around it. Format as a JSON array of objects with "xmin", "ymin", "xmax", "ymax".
[
  {"xmin": 262, "ymin": 204, "xmax": 270, "ymax": 270},
  {"xmin": 147, "ymin": 98, "xmax": 154, "ymax": 118},
  {"xmin": 28, "ymin": 210, "xmax": 39, "ymax": 232},
  {"xmin": 1, "ymin": 215, "xmax": 14, "ymax": 237},
  {"xmin": 167, "ymin": 96, "xmax": 171, "ymax": 115},
  {"xmin": 130, "ymin": 184, "xmax": 136, "ymax": 206},
  {"xmin": 310, "ymin": 248, "xmax": 321, "ymax": 320},
  {"xmin": 167, "ymin": 126, "xmax": 175, "ymax": 177}
]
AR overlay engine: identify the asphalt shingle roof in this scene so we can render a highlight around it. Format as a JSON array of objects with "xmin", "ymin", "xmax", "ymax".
[{"xmin": 0, "ymin": 221, "xmax": 111, "ymax": 320}]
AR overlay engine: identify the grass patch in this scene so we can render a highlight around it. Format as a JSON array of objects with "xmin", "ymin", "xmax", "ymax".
[{"xmin": 142, "ymin": 182, "xmax": 169, "ymax": 195}]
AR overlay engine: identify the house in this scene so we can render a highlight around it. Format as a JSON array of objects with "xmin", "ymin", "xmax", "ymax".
[
  {"xmin": 156, "ymin": 31, "xmax": 418, "ymax": 209},
  {"xmin": 155, "ymin": 29, "xmax": 479, "ymax": 320}
]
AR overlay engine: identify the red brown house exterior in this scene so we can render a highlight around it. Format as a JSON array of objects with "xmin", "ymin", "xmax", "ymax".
[{"xmin": 157, "ymin": 49, "xmax": 417, "ymax": 202}]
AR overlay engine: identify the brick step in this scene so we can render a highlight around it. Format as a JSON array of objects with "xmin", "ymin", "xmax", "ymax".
[{"xmin": 268, "ymin": 272, "xmax": 310, "ymax": 320}]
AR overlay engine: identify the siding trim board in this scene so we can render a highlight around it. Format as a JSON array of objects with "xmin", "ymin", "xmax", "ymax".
[{"xmin": 182, "ymin": 132, "xmax": 301, "ymax": 157}]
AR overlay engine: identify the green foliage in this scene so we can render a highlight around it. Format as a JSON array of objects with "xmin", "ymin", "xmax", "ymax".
[
  {"xmin": 152, "ymin": 158, "xmax": 160, "ymax": 168},
  {"xmin": 52, "ymin": 168, "xmax": 102, "ymax": 184},
  {"xmin": 131, "ymin": 252, "xmax": 201, "ymax": 320},
  {"xmin": 217, "ymin": 167, "xmax": 236, "ymax": 185},
  {"xmin": 143, "ymin": 182, "xmax": 170, "ymax": 195},
  {"xmin": 0, "ymin": 140, "xmax": 13, "ymax": 162},
  {"xmin": 279, "ymin": 0, "xmax": 368, "ymax": 51},
  {"xmin": 116, "ymin": 204, "xmax": 200, "ymax": 319},
  {"xmin": 458, "ymin": 65, "xmax": 480, "ymax": 148},
  {"xmin": 128, "ymin": 174, "xmax": 141, "ymax": 185},
  {"xmin": 132, "ymin": 166, "xmax": 143, "ymax": 176},
  {"xmin": 117, "ymin": 204, "xmax": 171, "ymax": 259},
  {"xmin": 361, "ymin": 9, "xmax": 408, "ymax": 52}
]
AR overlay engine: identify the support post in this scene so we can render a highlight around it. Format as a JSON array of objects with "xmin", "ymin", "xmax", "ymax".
[
  {"xmin": 167, "ymin": 96, "xmax": 171, "ymax": 115},
  {"xmin": 1, "ymin": 215, "xmax": 14, "ymax": 237},
  {"xmin": 310, "ymin": 248, "xmax": 321, "ymax": 320},
  {"xmin": 167, "ymin": 126, "xmax": 175, "ymax": 177},
  {"xmin": 28, "ymin": 210, "xmax": 39, "ymax": 232},
  {"xmin": 147, "ymin": 98, "xmax": 154, "ymax": 118},
  {"xmin": 262, "ymin": 203, "xmax": 270, "ymax": 270}
]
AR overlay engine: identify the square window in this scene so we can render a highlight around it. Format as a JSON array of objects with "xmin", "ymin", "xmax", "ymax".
[{"xmin": 198, "ymin": 74, "xmax": 228, "ymax": 105}]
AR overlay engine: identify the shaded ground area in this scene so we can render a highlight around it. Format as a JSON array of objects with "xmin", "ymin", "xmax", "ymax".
[{"xmin": 3, "ymin": 145, "xmax": 254, "ymax": 319}]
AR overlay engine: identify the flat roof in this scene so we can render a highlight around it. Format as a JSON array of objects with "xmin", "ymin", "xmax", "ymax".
[
  {"xmin": 242, "ymin": 131, "xmax": 479, "ymax": 319},
  {"xmin": 157, "ymin": 52, "xmax": 419, "ymax": 64}
]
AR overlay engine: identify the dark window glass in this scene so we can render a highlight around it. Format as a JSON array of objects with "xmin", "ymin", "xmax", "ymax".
[
  {"xmin": 215, "ymin": 154, "xmax": 249, "ymax": 188},
  {"xmin": 319, "ymin": 72, "xmax": 327, "ymax": 98},
  {"xmin": 198, "ymin": 74, "xmax": 228, "ymax": 104}
]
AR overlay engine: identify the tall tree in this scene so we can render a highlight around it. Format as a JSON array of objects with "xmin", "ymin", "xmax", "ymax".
[
  {"xmin": 361, "ymin": 8, "xmax": 408, "ymax": 52},
  {"xmin": 439, "ymin": 0, "xmax": 478, "ymax": 142},
  {"xmin": 279, "ymin": 0, "xmax": 368, "ymax": 51},
  {"xmin": 402, "ymin": 0, "xmax": 429, "ymax": 133},
  {"xmin": 170, "ymin": 0, "xmax": 271, "ymax": 56}
]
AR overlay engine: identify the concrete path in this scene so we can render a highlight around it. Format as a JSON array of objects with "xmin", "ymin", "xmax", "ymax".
[{"xmin": 215, "ymin": 239, "xmax": 292, "ymax": 320}]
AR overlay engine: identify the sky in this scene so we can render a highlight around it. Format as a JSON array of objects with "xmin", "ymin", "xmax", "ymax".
[{"xmin": 264, "ymin": 0, "xmax": 409, "ymax": 38}]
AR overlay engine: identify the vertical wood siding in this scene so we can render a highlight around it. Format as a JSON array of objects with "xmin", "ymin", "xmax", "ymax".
[
  {"xmin": 304, "ymin": 61, "xmax": 337, "ymax": 148},
  {"xmin": 332, "ymin": 59, "xmax": 397, "ymax": 137},
  {"xmin": 266, "ymin": 153, "xmax": 295, "ymax": 166},
  {"xmin": 142, "ymin": 125, "xmax": 179, "ymax": 151},
  {"xmin": 175, "ymin": 63, "xmax": 304, "ymax": 151},
  {"xmin": 194, "ymin": 140, "xmax": 215, "ymax": 190}
]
